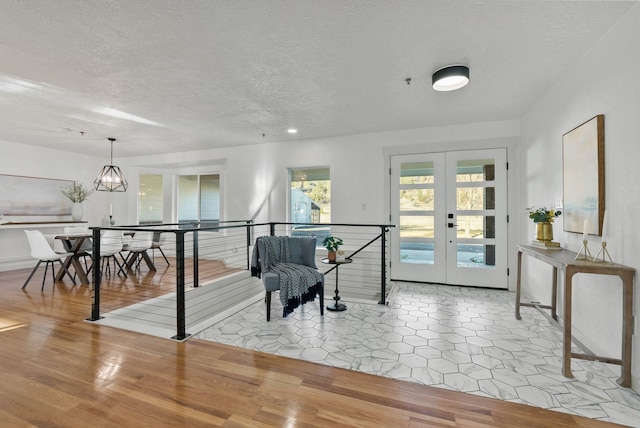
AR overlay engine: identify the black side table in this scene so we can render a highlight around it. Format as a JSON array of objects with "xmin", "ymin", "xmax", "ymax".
[{"xmin": 322, "ymin": 258, "xmax": 352, "ymax": 311}]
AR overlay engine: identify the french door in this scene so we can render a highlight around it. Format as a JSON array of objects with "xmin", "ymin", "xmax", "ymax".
[{"xmin": 390, "ymin": 149, "xmax": 507, "ymax": 288}]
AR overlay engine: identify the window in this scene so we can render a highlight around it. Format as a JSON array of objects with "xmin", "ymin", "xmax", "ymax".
[
  {"xmin": 138, "ymin": 174, "xmax": 163, "ymax": 224},
  {"xmin": 177, "ymin": 174, "xmax": 220, "ymax": 225},
  {"xmin": 289, "ymin": 167, "xmax": 330, "ymax": 238}
]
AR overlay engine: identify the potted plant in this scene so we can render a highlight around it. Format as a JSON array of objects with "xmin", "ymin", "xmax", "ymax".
[
  {"xmin": 61, "ymin": 183, "xmax": 93, "ymax": 221},
  {"xmin": 527, "ymin": 206, "xmax": 561, "ymax": 241},
  {"xmin": 322, "ymin": 235, "xmax": 343, "ymax": 261}
]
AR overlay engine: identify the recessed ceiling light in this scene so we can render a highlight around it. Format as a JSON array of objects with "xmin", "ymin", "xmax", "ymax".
[
  {"xmin": 288, "ymin": 128, "xmax": 298, "ymax": 134},
  {"xmin": 432, "ymin": 65, "xmax": 470, "ymax": 91}
]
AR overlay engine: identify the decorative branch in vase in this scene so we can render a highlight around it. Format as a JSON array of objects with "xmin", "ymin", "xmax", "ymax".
[{"xmin": 61, "ymin": 182, "xmax": 93, "ymax": 221}]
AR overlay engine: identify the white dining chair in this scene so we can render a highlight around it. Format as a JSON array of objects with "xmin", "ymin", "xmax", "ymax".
[
  {"xmin": 151, "ymin": 232, "xmax": 170, "ymax": 265},
  {"xmin": 22, "ymin": 230, "xmax": 76, "ymax": 291},
  {"xmin": 44, "ymin": 233, "xmax": 67, "ymax": 254},
  {"xmin": 121, "ymin": 231, "xmax": 154, "ymax": 272},
  {"xmin": 94, "ymin": 230, "xmax": 127, "ymax": 278}
]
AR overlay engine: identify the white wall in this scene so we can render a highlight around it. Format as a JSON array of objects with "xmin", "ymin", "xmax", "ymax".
[
  {"xmin": 124, "ymin": 120, "xmax": 520, "ymax": 225},
  {"xmin": 519, "ymin": 4, "xmax": 640, "ymax": 391}
]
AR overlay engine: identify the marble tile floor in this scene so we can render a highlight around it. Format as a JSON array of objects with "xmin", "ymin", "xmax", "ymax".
[{"xmin": 195, "ymin": 282, "xmax": 640, "ymax": 427}]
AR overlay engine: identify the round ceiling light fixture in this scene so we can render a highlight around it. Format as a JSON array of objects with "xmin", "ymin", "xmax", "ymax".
[
  {"xmin": 432, "ymin": 65, "xmax": 470, "ymax": 91},
  {"xmin": 287, "ymin": 128, "xmax": 298, "ymax": 134}
]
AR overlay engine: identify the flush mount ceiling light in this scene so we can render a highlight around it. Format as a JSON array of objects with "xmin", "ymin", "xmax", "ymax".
[
  {"xmin": 287, "ymin": 128, "xmax": 298, "ymax": 134},
  {"xmin": 94, "ymin": 138, "xmax": 128, "ymax": 192},
  {"xmin": 432, "ymin": 65, "xmax": 470, "ymax": 91}
]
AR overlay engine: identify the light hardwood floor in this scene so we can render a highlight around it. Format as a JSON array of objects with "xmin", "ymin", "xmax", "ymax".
[{"xmin": 0, "ymin": 262, "xmax": 625, "ymax": 427}]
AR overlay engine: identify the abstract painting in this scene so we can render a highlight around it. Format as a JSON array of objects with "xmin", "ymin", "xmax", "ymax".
[
  {"xmin": 0, "ymin": 174, "xmax": 74, "ymax": 220},
  {"xmin": 562, "ymin": 115, "xmax": 605, "ymax": 235}
]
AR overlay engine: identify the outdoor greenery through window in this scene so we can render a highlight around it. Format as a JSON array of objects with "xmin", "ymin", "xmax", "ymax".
[
  {"xmin": 178, "ymin": 174, "xmax": 220, "ymax": 226},
  {"xmin": 138, "ymin": 174, "xmax": 163, "ymax": 225},
  {"xmin": 399, "ymin": 161, "xmax": 435, "ymax": 241},
  {"xmin": 289, "ymin": 167, "xmax": 330, "ymax": 239},
  {"xmin": 456, "ymin": 160, "xmax": 494, "ymax": 240}
]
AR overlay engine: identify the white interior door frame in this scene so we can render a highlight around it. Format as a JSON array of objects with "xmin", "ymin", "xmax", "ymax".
[{"xmin": 390, "ymin": 148, "xmax": 508, "ymax": 289}]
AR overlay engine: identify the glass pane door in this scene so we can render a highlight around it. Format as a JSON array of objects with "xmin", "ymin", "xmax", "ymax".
[
  {"xmin": 391, "ymin": 153, "xmax": 446, "ymax": 283},
  {"xmin": 391, "ymin": 149, "xmax": 507, "ymax": 289},
  {"xmin": 445, "ymin": 149, "xmax": 507, "ymax": 288}
]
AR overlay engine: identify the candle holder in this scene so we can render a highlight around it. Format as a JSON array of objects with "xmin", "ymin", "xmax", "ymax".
[
  {"xmin": 592, "ymin": 241, "xmax": 613, "ymax": 264},
  {"xmin": 575, "ymin": 240, "xmax": 592, "ymax": 260}
]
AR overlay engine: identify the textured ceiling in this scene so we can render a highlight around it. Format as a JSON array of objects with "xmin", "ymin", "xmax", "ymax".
[{"xmin": 0, "ymin": 1, "xmax": 635, "ymax": 158}]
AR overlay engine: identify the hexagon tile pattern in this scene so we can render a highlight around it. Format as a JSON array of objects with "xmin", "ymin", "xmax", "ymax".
[{"xmin": 195, "ymin": 282, "xmax": 640, "ymax": 427}]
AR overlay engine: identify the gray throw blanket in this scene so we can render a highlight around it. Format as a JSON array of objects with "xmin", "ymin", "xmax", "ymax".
[{"xmin": 251, "ymin": 236, "xmax": 323, "ymax": 317}]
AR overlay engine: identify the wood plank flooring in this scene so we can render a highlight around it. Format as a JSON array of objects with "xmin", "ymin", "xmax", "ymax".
[{"xmin": 0, "ymin": 264, "xmax": 626, "ymax": 427}]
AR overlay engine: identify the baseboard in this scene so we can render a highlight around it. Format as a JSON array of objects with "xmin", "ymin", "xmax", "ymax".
[{"xmin": 0, "ymin": 258, "xmax": 32, "ymax": 272}]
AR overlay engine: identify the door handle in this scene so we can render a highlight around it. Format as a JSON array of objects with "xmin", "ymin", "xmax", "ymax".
[{"xmin": 448, "ymin": 223, "xmax": 458, "ymax": 228}]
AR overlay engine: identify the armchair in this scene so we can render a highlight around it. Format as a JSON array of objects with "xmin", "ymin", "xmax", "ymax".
[{"xmin": 252, "ymin": 236, "xmax": 324, "ymax": 321}]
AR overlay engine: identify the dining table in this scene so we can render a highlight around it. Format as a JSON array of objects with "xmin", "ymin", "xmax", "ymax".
[
  {"xmin": 54, "ymin": 230, "xmax": 158, "ymax": 284},
  {"xmin": 54, "ymin": 232, "xmax": 93, "ymax": 285}
]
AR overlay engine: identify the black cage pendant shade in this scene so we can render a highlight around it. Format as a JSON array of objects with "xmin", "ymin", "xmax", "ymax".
[{"xmin": 94, "ymin": 138, "xmax": 128, "ymax": 192}]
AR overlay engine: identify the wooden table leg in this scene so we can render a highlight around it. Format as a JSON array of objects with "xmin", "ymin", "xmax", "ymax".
[
  {"xmin": 55, "ymin": 255, "xmax": 74, "ymax": 281},
  {"xmin": 55, "ymin": 255, "xmax": 89, "ymax": 284},
  {"xmin": 55, "ymin": 238, "xmax": 90, "ymax": 284},
  {"xmin": 141, "ymin": 250, "xmax": 157, "ymax": 271},
  {"xmin": 515, "ymin": 250, "xmax": 523, "ymax": 320},
  {"xmin": 71, "ymin": 257, "xmax": 89, "ymax": 284},
  {"xmin": 563, "ymin": 269, "xmax": 574, "ymax": 379},
  {"xmin": 619, "ymin": 271, "xmax": 633, "ymax": 387}
]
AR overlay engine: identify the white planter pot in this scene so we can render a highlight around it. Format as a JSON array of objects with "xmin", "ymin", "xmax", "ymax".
[{"xmin": 71, "ymin": 203, "xmax": 83, "ymax": 221}]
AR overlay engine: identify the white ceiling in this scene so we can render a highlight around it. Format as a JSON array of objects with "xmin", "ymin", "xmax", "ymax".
[{"xmin": 0, "ymin": 1, "xmax": 635, "ymax": 158}]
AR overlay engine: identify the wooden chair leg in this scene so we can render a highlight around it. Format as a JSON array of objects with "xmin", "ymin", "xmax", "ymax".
[
  {"xmin": 113, "ymin": 256, "xmax": 128, "ymax": 278},
  {"xmin": 101, "ymin": 257, "xmax": 108, "ymax": 277},
  {"xmin": 158, "ymin": 247, "xmax": 170, "ymax": 265},
  {"xmin": 22, "ymin": 261, "xmax": 42, "ymax": 290},
  {"xmin": 266, "ymin": 291, "xmax": 272, "ymax": 321},
  {"xmin": 135, "ymin": 253, "xmax": 143, "ymax": 270},
  {"xmin": 43, "ymin": 261, "xmax": 53, "ymax": 291}
]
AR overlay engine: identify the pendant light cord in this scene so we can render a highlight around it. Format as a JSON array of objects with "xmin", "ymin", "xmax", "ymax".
[{"xmin": 109, "ymin": 137, "xmax": 116, "ymax": 165}]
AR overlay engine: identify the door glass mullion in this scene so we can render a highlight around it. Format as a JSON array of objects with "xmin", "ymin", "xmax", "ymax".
[
  {"xmin": 456, "ymin": 210, "xmax": 494, "ymax": 215},
  {"xmin": 400, "ymin": 184, "xmax": 435, "ymax": 190}
]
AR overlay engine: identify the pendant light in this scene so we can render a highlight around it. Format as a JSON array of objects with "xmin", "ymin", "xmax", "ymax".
[
  {"xmin": 94, "ymin": 137, "xmax": 128, "ymax": 192},
  {"xmin": 432, "ymin": 65, "xmax": 470, "ymax": 91}
]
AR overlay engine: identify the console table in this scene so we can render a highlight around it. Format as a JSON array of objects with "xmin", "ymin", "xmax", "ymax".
[{"xmin": 516, "ymin": 244, "xmax": 635, "ymax": 387}]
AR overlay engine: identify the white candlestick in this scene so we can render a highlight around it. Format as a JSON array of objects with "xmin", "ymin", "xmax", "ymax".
[
  {"xmin": 110, "ymin": 203, "xmax": 113, "ymax": 216},
  {"xmin": 582, "ymin": 218, "xmax": 588, "ymax": 241},
  {"xmin": 601, "ymin": 211, "xmax": 608, "ymax": 242}
]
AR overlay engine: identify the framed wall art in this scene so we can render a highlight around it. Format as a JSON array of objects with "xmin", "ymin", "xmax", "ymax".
[
  {"xmin": 562, "ymin": 114, "xmax": 605, "ymax": 235},
  {"xmin": 0, "ymin": 174, "xmax": 74, "ymax": 220}
]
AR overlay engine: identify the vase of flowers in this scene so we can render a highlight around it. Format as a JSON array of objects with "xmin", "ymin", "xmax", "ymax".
[
  {"xmin": 61, "ymin": 183, "xmax": 93, "ymax": 221},
  {"xmin": 322, "ymin": 235, "xmax": 343, "ymax": 261},
  {"xmin": 528, "ymin": 206, "xmax": 561, "ymax": 242}
]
